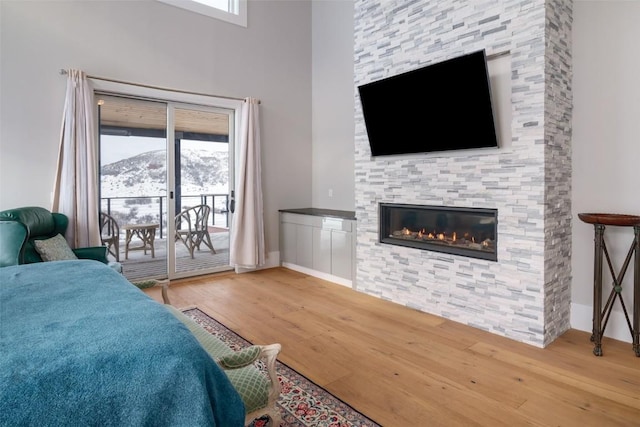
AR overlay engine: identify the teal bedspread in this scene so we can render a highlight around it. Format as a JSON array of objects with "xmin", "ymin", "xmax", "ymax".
[{"xmin": 0, "ymin": 260, "xmax": 245, "ymax": 426}]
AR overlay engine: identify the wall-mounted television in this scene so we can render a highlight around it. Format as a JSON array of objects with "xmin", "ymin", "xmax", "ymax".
[{"xmin": 358, "ymin": 50, "xmax": 499, "ymax": 157}]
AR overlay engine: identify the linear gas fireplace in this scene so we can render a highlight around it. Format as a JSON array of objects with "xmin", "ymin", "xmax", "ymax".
[{"xmin": 379, "ymin": 203, "xmax": 498, "ymax": 261}]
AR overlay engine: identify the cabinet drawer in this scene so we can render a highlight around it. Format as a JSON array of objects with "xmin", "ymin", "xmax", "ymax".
[
  {"xmin": 281, "ymin": 212, "xmax": 317, "ymax": 226},
  {"xmin": 322, "ymin": 217, "xmax": 352, "ymax": 232}
]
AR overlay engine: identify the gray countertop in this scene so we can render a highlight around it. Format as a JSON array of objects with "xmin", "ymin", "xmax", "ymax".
[{"xmin": 279, "ymin": 208, "xmax": 356, "ymax": 220}]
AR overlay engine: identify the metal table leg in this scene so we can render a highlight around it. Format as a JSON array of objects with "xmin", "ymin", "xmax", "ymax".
[
  {"xmin": 634, "ymin": 225, "xmax": 640, "ymax": 357},
  {"xmin": 591, "ymin": 224, "xmax": 605, "ymax": 356}
]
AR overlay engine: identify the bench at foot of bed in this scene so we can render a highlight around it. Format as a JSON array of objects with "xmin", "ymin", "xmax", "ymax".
[{"xmin": 167, "ymin": 306, "xmax": 282, "ymax": 427}]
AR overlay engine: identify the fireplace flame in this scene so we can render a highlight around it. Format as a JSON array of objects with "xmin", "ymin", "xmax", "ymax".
[{"xmin": 389, "ymin": 224, "xmax": 494, "ymax": 254}]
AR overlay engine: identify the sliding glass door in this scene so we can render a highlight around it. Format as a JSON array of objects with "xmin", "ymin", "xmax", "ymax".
[
  {"xmin": 171, "ymin": 105, "xmax": 233, "ymax": 277},
  {"xmin": 98, "ymin": 95, "xmax": 234, "ymax": 281}
]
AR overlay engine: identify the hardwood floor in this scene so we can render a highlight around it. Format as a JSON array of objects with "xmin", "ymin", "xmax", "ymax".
[{"xmin": 144, "ymin": 267, "xmax": 640, "ymax": 426}]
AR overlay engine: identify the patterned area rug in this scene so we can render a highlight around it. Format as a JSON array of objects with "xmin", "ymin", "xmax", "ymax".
[{"xmin": 182, "ymin": 308, "xmax": 381, "ymax": 427}]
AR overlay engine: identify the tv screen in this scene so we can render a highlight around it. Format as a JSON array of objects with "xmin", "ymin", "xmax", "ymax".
[{"xmin": 358, "ymin": 50, "xmax": 499, "ymax": 157}]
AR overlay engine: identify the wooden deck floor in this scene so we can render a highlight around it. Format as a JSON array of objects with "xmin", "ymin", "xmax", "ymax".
[{"xmin": 114, "ymin": 231, "xmax": 231, "ymax": 281}]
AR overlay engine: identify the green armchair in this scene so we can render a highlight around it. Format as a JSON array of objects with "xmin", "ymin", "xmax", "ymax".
[
  {"xmin": 0, "ymin": 206, "xmax": 108, "ymax": 265},
  {"xmin": 0, "ymin": 220, "xmax": 29, "ymax": 267}
]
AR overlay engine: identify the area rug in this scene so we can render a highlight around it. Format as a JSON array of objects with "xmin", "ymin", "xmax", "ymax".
[{"xmin": 182, "ymin": 308, "xmax": 381, "ymax": 427}]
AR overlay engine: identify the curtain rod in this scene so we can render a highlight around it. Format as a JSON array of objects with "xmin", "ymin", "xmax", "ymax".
[{"xmin": 59, "ymin": 69, "xmax": 259, "ymax": 103}]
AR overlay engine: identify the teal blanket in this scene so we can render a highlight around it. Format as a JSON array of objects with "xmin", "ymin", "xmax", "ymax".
[{"xmin": 0, "ymin": 260, "xmax": 244, "ymax": 426}]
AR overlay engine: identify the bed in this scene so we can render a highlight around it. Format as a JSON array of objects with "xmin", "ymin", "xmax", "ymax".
[{"xmin": 0, "ymin": 259, "xmax": 246, "ymax": 426}]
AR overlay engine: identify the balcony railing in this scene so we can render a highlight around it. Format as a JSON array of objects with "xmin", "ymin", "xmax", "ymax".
[{"xmin": 101, "ymin": 193, "xmax": 229, "ymax": 239}]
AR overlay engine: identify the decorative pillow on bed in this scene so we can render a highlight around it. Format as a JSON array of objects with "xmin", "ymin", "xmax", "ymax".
[{"xmin": 32, "ymin": 234, "xmax": 78, "ymax": 261}]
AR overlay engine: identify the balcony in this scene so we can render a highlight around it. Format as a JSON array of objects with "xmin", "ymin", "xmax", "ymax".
[{"xmin": 101, "ymin": 193, "xmax": 231, "ymax": 281}]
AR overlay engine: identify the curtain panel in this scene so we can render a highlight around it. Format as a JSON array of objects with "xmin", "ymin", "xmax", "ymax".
[
  {"xmin": 229, "ymin": 98, "xmax": 265, "ymax": 269},
  {"xmin": 52, "ymin": 69, "xmax": 101, "ymax": 248}
]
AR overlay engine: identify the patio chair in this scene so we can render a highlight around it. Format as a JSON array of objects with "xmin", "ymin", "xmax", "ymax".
[
  {"xmin": 100, "ymin": 212, "xmax": 120, "ymax": 262},
  {"xmin": 175, "ymin": 205, "xmax": 216, "ymax": 259}
]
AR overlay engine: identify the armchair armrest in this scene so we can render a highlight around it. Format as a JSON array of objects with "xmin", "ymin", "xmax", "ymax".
[
  {"xmin": 258, "ymin": 344, "xmax": 282, "ymax": 405},
  {"xmin": 73, "ymin": 246, "xmax": 108, "ymax": 264},
  {"xmin": 0, "ymin": 220, "xmax": 29, "ymax": 267}
]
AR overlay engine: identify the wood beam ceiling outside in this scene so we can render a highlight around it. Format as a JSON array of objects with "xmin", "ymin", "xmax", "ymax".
[{"xmin": 97, "ymin": 95, "xmax": 229, "ymax": 136}]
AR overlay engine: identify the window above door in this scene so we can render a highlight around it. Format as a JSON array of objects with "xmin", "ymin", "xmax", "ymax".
[{"xmin": 157, "ymin": 0, "xmax": 247, "ymax": 27}]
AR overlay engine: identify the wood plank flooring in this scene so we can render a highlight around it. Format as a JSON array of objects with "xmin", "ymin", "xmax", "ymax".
[{"xmin": 143, "ymin": 267, "xmax": 640, "ymax": 426}]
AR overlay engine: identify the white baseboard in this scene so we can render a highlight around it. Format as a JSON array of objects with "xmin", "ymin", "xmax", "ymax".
[
  {"xmin": 571, "ymin": 302, "xmax": 632, "ymax": 343},
  {"xmin": 281, "ymin": 262, "xmax": 353, "ymax": 288}
]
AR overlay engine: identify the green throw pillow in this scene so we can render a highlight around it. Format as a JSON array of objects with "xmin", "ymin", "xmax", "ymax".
[
  {"xmin": 216, "ymin": 345, "xmax": 262, "ymax": 369},
  {"xmin": 32, "ymin": 234, "xmax": 78, "ymax": 261}
]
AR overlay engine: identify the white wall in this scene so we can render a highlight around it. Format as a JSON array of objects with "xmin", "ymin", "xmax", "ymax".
[
  {"xmin": 311, "ymin": 0, "xmax": 355, "ymax": 211},
  {"xmin": 571, "ymin": 1, "xmax": 640, "ymax": 341},
  {"xmin": 0, "ymin": 0, "xmax": 313, "ymax": 256}
]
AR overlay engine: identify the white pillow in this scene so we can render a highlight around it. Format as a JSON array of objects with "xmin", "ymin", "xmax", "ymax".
[{"xmin": 32, "ymin": 234, "xmax": 78, "ymax": 261}]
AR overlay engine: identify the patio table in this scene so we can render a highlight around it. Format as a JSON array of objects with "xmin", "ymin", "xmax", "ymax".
[{"xmin": 123, "ymin": 223, "xmax": 159, "ymax": 260}]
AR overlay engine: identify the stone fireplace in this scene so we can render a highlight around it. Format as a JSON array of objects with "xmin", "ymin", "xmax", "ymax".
[
  {"xmin": 353, "ymin": 0, "xmax": 572, "ymax": 348},
  {"xmin": 379, "ymin": 204, "xmax": 498, "ymax": 261}
]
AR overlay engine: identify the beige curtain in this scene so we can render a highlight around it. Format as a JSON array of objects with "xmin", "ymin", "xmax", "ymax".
[
  {"xmin": 229, "ymin": 98, "xmax": 265, "ymax": 269},
  {"xmin": 52, "ymin": 69, "xmax": 101, "ymax": 248}
]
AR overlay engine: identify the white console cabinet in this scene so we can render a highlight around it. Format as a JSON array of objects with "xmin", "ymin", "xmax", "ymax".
[{"xmin": 279, "ymin": 209, "xmax": 356, "ymax": 286}]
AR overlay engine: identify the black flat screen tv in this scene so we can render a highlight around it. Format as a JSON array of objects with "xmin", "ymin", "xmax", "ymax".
[{"xmin": 358, "ymin": 50, "xmax": 499, "ymax": 157}]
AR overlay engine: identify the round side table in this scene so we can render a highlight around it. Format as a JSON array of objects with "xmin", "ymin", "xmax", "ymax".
[{"xmin": 578, "ymin": 213, "xmax": 640, "ymax": 357}]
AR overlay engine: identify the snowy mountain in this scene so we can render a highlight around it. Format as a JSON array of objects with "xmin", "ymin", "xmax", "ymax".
[
  {"xmin": 101, "ymin": 148, "xmax": 228, "ymax": 197},
  {"xmin": 100, "ymin": 149, "xmax": 229, "ymax": 226}
]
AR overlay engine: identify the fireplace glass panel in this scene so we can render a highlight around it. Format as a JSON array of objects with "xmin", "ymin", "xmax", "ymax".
[{"xmin": 379, "ymin": 203, "xmax": 497, "ymax": 261}]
